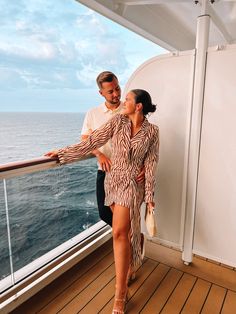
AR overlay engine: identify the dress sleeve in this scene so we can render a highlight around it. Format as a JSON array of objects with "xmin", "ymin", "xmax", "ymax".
[
  {"xmin": 58, "ymin": 114, "xmax": 120, "ymax": 165},
  {"xmin": 144, "ymin": 127, "xmax": 160, "ymax": 203}
]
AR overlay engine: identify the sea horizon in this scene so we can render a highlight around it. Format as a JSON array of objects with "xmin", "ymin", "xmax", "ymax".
[{"xmin": 0, "ymin": 111, "xmax": 99, "ymax": 280}]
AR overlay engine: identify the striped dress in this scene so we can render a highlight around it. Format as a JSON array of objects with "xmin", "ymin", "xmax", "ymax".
[{"xmin": 58, "ymin": 114, "xmax": 159, "ymax": 267}]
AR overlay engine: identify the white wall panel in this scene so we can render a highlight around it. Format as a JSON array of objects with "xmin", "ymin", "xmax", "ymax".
[
  {"xmin": 193, "ymin": 45, "xmax": 236, "ymax": 266},
  {"xmin": 124, "ymin": 51, "xmax": 195, "ymax": 248}
]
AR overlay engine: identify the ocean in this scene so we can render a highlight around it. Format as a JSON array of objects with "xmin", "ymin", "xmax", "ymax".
[{"xmin": 0, "ymin": 112, "xmax": 99, "ymax": 281}]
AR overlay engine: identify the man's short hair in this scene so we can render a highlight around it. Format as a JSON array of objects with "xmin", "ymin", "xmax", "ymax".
[{"xmin": 96, "ymin": 71, "xmax": 118, "ymax": 89}]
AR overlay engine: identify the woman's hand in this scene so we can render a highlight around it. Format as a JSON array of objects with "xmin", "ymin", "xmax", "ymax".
[
  {"xmin": 146, "ymin": 202, "xmax": 155, "ymax": 213},
  {"xmin": 44, "ymin": 150, "xmax": 59, "ymax": 158}
]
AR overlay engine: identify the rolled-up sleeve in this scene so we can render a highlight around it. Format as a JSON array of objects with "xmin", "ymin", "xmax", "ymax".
[
  {"xmin": 58, "ymin": 114, "xmax": 120, "ymax": 165},
  {"xmin": 144, "ymin": 127, "xmax": 159, "ymax": 203}
]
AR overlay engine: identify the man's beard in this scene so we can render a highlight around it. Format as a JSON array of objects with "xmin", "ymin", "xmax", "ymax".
[{"xmin": 109, "ymin": 98, "xmax": 120, "ymax": 105}]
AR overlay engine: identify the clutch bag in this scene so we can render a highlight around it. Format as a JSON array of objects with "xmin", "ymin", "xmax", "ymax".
[{"xmin": 145, "ymin": 207, "xmax": 157, "ymax": 237}]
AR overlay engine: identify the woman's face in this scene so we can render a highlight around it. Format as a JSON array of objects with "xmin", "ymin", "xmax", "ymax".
[{"xmin": 122, "ymin": 92, "xmax": 136, "ymax": 115}]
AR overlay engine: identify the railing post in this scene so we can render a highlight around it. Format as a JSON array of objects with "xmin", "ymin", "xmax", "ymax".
[
  {"xmin": 3, "ymin": 179, "xmax": 15, "ymax": 285},
  {"xmin": 182, "ymin": 0, "xmax": 210, "ymax": 264}
]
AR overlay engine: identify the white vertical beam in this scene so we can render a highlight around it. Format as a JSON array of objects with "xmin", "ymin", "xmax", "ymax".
[
  {"xmin": 4, "ymin": 179, "xmax": 15, "ymax": 284},
  {"xmin": 182, "ymin": 0, "xmax": 210, "ymax": 264}
]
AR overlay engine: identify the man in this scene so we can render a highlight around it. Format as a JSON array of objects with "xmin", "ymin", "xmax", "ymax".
[
  {"xmin": 81, "ymin": 71, "xmax": 145, "ymax": 227},
  {"xmin": 81, "ymin": 71, "xmax": 122, "ymax": 226}
]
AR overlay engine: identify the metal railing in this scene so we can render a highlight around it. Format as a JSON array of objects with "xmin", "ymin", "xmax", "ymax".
[{"xmin": 0, "ymin": 156, "xmax": 109, "ymax": 297}]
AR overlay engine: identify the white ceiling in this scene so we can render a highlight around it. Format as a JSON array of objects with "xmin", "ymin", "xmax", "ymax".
[{"xmin": 77, "ymin": 0, "xmax": 236, "ymax": 51}]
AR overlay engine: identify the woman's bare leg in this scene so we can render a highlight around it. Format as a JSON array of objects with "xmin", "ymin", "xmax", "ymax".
[{"xmin": 112, "ymin": 204, "xmax": 130, "ymax": 311}]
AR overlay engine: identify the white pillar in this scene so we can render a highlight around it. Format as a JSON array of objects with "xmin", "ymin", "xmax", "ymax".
[{"xmin": 182, "ymin": 1, "xmax": 210, "ymax": 264}]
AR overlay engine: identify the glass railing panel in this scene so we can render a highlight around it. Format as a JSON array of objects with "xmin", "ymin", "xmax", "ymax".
[
  {"xmin": 0, "ymin": 180, "xmax": 12, "ymax": 292},
  {"xmin": 3, "ymin": 158, "xmax": 99, "ymax": 277}
]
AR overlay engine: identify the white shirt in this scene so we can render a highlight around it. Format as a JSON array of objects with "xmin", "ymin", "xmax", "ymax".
[{"xmin": 81, "ymin": 102, "xmax": 123, "ymax": 170}]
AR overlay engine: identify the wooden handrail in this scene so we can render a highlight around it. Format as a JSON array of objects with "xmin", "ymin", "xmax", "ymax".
[
  {"xmin": 0, "ymin": 156, "xmax": 58, "ymax": 173},
  {"xmin": 0, "ymin": 155, "xmax": 94, "ymax": 180}
]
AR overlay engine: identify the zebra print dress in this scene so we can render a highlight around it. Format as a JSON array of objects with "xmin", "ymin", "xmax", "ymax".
[{"xmin": 58, "ymin": 114, "xmax": 159, "ymax": 267}]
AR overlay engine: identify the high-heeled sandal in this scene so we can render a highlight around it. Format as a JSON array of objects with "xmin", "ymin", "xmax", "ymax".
[
  {"xmin": 112, "ymin": 290, "xmax": 129, "ymax": 313},
  {"xmin": 112, "ymin": 297, "xmax": 127, "ymax": 314}
]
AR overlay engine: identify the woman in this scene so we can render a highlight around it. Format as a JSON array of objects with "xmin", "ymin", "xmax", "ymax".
[{"xmin": 46, "ymin": 89, "xmax": 159, "ymax": 313}]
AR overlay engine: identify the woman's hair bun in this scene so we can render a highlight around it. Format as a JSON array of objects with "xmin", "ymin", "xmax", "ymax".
[
  {"xmin": 149, "ymin": 103, "xmax": 156, "ymax": 113},
  {"xmin": 131, "ymin": 89, "xmax": 156, "ymax": 116}
]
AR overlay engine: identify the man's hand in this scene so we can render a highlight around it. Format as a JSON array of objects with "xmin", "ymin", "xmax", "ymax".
[
  {"xmin": 96, "ymin": 152, "xmax": 112, "ymax": 172},
  {"xmin": 81, "ymin": 133, "xmax": 111, "ymax": 171},
  {"xmin": 136, "ymin": 166, "xmax": 145, "ymax": 183}
]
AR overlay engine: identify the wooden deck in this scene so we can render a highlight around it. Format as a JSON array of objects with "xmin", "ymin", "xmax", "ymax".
[{"xmin": 11, "ymin": 239, "xmax": 236, "ymax": 314}]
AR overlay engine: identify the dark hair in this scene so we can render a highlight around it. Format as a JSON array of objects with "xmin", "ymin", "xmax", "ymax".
[
  {"xmin": 131, "ymin": 89, "xmax": 156, "ymax": 116},
  {"xmin": 96, "ymin": 71, "xmax": 118, "ymax": 89}
]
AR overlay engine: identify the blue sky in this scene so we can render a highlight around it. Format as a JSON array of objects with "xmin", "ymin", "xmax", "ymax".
[{"xmin": 0, "ymin": 0, "xmax": 166, "ymax": 112}]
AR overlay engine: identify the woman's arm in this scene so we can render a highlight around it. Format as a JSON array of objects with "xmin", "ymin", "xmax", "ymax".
[
  {"xmin": 144, "ymin": 127, "xmax": 160, "ymax": 204},
  {"xmin": 49, "ymin": 114, "xmax": 120, "ymax": 165}
]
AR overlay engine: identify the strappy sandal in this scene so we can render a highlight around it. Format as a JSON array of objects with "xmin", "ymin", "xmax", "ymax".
[
  {"xmin": 112, "ymin": 289, "xmax": 129, "ymax": 314},
  {"xmin": 112, "ymin": 297, "xmax": 127, "ymax": 314}
]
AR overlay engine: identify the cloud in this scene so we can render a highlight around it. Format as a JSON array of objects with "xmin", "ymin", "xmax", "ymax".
[
  {"xmin": 75, "ymin": 9, "xmax": 107, "ymax": 36},
  {"xmin": 0, "ymin": 88, "xmax": 102, "ymax": 113},
  {"xmin": 0, "ymin": 41, "xmax": 56, "ymax": 62},
  {"xmin": 0, "ymin": 0, "xmax": 166, "ymax": 111},
  {"xmin": 0, "ymin": 0, "xmax": 129, "ymax": 91},
  {"xmin": 0, "ymin": 68, "xmax": 28, "ymax": 89}
]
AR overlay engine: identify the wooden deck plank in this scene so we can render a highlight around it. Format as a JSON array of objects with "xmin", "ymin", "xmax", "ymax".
[
  {"xmin": 181, "ymin": 278, "xmax": 211, "ymax": 313},
  {"xmin": 79, "ymin": 277, "xmax": 115, "ymax": 314},
  {"xmin": 9, "ymin": 241, "xmax": 236, "ymax": 314},
  {"xmin": 11, "ymin": 240, "xmax": 113, "ymax": 314},
  {"xmin": 201, "ymin": 284, "xmax": 227, "ymax": 314},
  {"xmin": 140, "ymin": 268, "xmax": 183, "ymax": 314},
  {"xmin": 99, "ymin": 258, "xmax": 158, "ymax": 314},
  {"xmin": 38, "ymin": 253, "xmax": 114, "ymax": 313},
  {"xmin": 160, "ymin": 273, "xmax": 197, "ymax": 314},
  {"xmin": 58, "ymin": 263, "xmax": 115, "ymax": 314},
  {"xmin": 221, "ymin": 290, "xmax": 236, "ymax": 314},
  {"xmin": 127, "ymin": 263, "xmax": 170, "ymax": 314},
  {"xmin": 146, "ymin": 241, "xmax": 236, "ymax": 291}
]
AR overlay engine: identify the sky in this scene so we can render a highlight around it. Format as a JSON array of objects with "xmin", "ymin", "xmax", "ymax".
[{"xmin": 0, "ymin": 0, "xmax": 167, "ymax": 112}]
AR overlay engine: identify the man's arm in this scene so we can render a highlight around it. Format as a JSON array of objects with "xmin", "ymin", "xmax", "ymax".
[{"xmin": 81, "ymin": 134, "xmax": 111, "ymax": 172}]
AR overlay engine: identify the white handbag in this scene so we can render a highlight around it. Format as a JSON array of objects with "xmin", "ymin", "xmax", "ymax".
[{"xmin": 145, "ymin": 207, "xmax": 157, "ymax": 237}]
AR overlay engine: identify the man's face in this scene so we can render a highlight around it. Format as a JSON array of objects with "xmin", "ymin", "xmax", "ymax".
[{"xmin": 99, "ymin": 78, "xmax": 121, "ymax": 105}]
